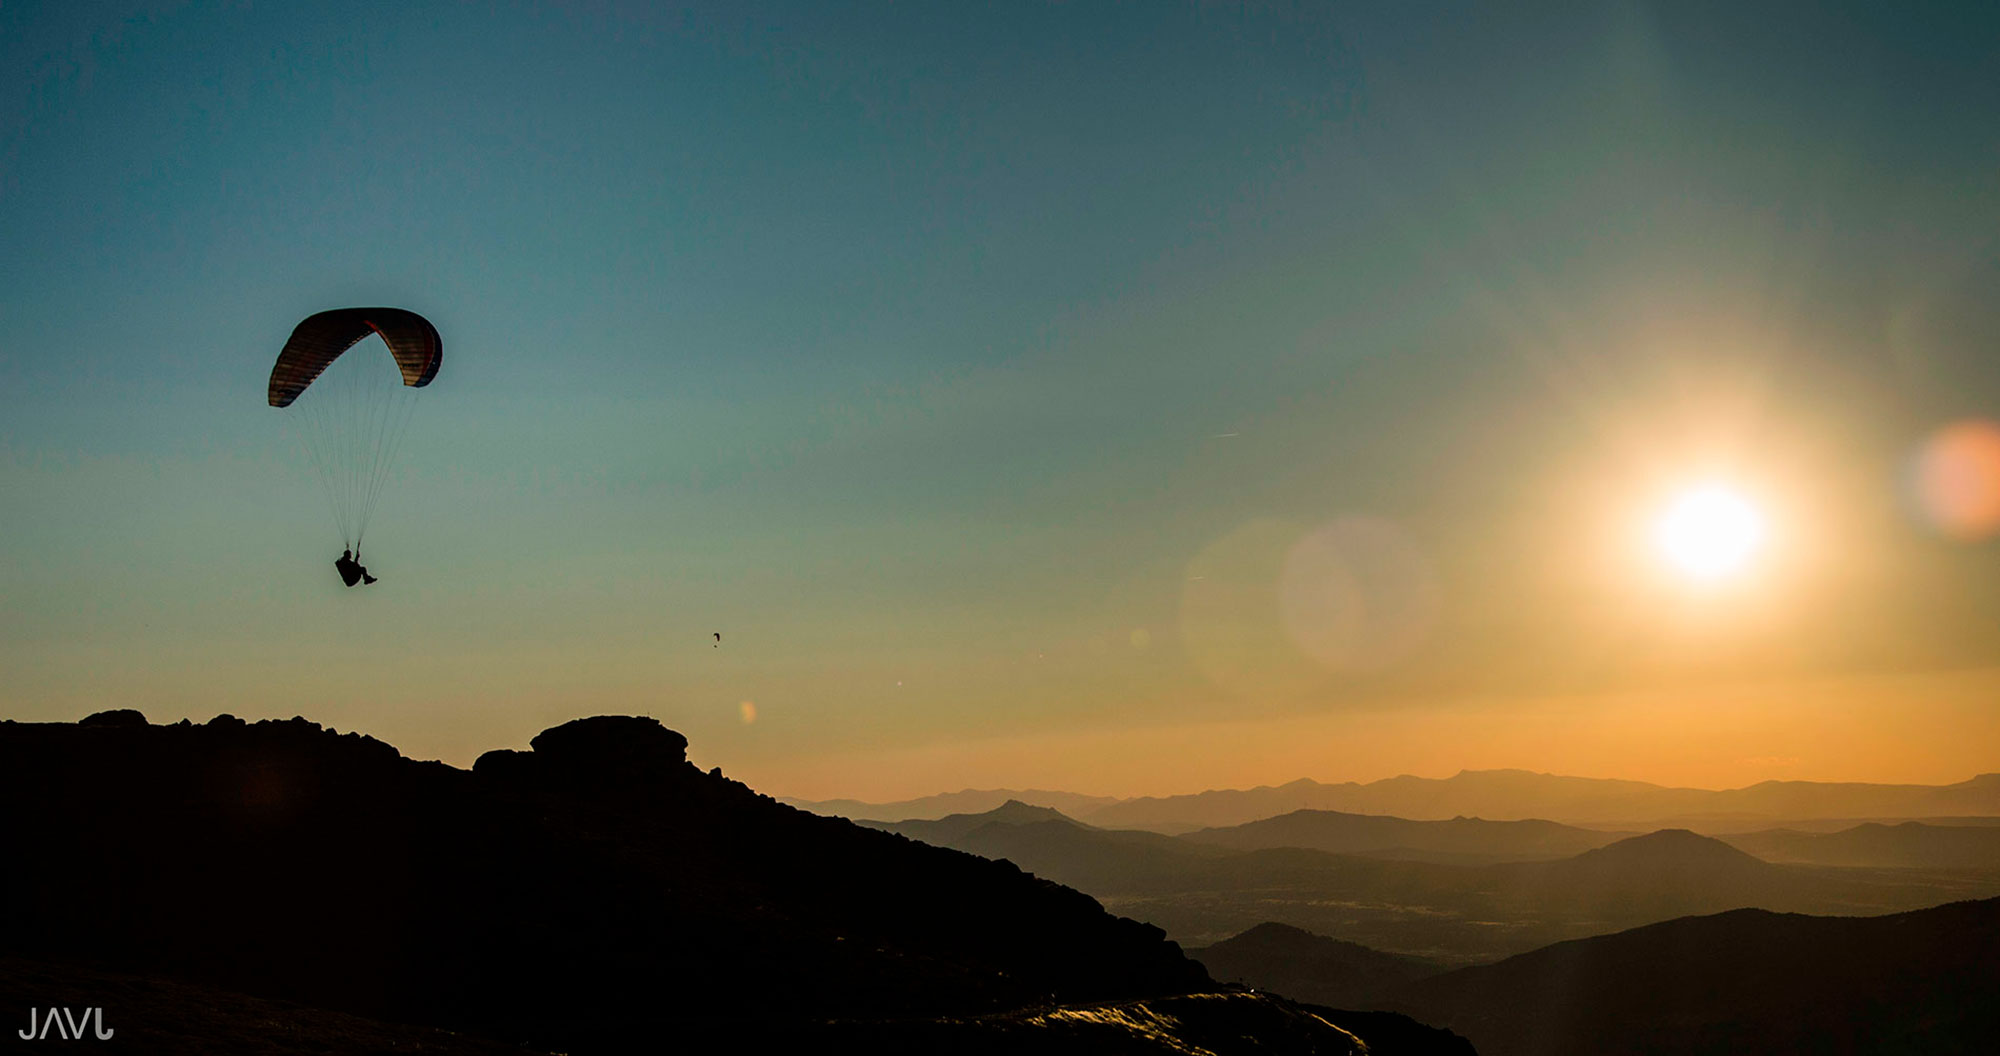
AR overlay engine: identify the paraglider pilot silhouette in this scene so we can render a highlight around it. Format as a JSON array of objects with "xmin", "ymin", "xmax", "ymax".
[
  {"xmin": 268, "ymin": 308, "xmax": 441, "ymax": 589},
  {"xmin": 334, "ymin": 549, "xmax": 378, "ymax": 587}
]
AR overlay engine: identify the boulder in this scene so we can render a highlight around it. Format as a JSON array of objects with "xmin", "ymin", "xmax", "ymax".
[
  {"xmin": 81, "ymin": 709, "xmax": 148, "ymax": 727},
  {"xmin": 528, "ymin": 715, "xmax": 690, "ymax": 777}
]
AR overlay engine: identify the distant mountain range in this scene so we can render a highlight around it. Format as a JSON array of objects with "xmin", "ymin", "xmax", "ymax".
[
  {"xmin": 793, "ymin": 770, "xmax": 2000, "ymax": 832},
  {"xmin": 1183, "ymin": 809, "xmax": 1629, "ymax": 864},
  {"xmin": 0, "ymin": 711, "xmax": 1469, "ymax": 1055},
  {"xmin": 875, "ymin": 802, "xmax": 2000, "ymax": 958},
  {"xmin": 784, "ymin": 787, "xmax": 1123, "ymax": 823}
]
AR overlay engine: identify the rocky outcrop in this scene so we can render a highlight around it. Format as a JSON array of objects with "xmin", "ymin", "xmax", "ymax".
[
  {"xmin": 0, "ymin": 711, "xmax": 1484, "ymax": 1053},
  {"xmin": 0, "ymin": 713, "xmax": 1210, "ymax": 1051},
  {"xmin": 527, "ymin": 714, "xmax": 689, "ymax": 769},
  {"xmin": 79, "ymin": 708, "xmax": 148, "ymax": 727}
]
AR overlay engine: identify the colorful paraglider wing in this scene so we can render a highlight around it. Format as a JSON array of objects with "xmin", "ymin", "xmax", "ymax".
[{"xmin": 268, "ymin": 308, "xmax": 443, "ymax": 408}]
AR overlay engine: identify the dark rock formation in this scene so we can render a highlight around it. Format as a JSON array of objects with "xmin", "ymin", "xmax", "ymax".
[
  {"xmin": 0, "ymin": 713, "xmax": 1469, "ymax": 1054},
  {"xmin": 79, "ymin": 708, "xmax": 149, "ymax": 726},
  {"xmin": 527, "ymin": 714, "xmax": 688, "ymax": 770}
]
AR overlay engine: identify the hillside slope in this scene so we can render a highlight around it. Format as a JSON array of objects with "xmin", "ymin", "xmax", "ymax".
[
  {"xmin": 1722, "ymin": 820, "xmax": 2000, "ymax": 869},
  {"xmin": 1380, "ymin": 897, "xmax": 2000, "ymax": 1056},
  {"xmin": 1192, "ymin": 923, "xmax": 1445, "ymax": 1007}
]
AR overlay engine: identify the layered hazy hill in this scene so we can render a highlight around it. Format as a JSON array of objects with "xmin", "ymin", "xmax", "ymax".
[
  {"xmin": 864, "ymin": 798, "xmax": 1167, "ymax": 848},
  {"xmin": 1183, "ymin": 809, "xmax": 1628, "ymax": 864},
  {"xmin": 0, "ymin": 712, "xmax": 1469, "ymax": 1055},
  {"xmin": 878, "ymin": 802, "xmax": 2000, "ymax": 958},
  {"xmin": 865, "ymin": 800, "xmax": 1226, "ymax": 883},
  {"xmin": 1720, "ymin": 820, "xmax": 2000, "ymax": 869},
  {"xmin": 1378, "ymin": 896, "xmax": 2000, "ymax": 1056},
  {"xmin": 785, "ymin": 788, "xmax": 1122, "ymax": 823},
  {"xmin": 1188, "ymin": 898, "xmax": 2000, "ymax": 1056},
  {"xmin": 796, "ymin": 769, "xmax": 2000, "ymax": 833},
  {"xmin": 1191, "ymin": 923, "xmax": 1445, "ymax": 1008}
]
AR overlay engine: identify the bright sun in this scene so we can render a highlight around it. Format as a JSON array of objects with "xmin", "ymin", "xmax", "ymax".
[{"xmin": 1654, "ymin": 485, "xmax": 1766, "ymax": 582}]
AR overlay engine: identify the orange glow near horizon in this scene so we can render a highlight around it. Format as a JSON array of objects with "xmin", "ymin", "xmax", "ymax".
[{"xmin": 724, "ymin": 666, "xmax": 2000, "ymax": 803}]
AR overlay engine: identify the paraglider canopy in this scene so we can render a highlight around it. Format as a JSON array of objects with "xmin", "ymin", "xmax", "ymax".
[
  {"xmin": 269, "ymin": 308, "xmax": 441, "ymax": 408},
  {"xmin": 269, "ymin": 307, "xmax": 442, "ymax": 554}
]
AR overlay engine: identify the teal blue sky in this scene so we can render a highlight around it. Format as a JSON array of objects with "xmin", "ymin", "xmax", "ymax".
[{"xmin": 5, "ymin": 2, "xmax": 1999, "ymax": 797}]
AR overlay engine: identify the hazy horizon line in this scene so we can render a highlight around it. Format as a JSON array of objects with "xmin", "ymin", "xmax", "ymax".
[{"xmin": 775, "ymin": 765, "xmax": 2000, "ymax": 809}]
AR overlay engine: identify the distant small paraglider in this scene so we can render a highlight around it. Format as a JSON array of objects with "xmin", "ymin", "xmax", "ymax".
[{"xmin": 713, "ymin": 632, "xmax": 721, "ymax": 648}]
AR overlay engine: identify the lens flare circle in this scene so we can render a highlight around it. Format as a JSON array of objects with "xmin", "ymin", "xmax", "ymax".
[
  {"xmin": 1915, "ymin": 420, "xmax": 2000, "ymax": 541},
  {"xmin": 1654, "ymin": 486, "xmax": 1765, "ymax": 581},
  {"xmin": 1180, "ymin": 518, "xmax": 1441, "ymax": 698},
  {"xmin": 1279, "ymin": 518, "xmax": 1440, "ymax": 673}
]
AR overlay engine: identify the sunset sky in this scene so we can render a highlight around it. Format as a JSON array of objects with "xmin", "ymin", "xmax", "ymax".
[{"xmin": 5, "ymin": 2, "xmax": 1998, "ymax": 800}]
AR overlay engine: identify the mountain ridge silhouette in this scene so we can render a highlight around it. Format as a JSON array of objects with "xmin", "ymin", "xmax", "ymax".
[
  {"xmin": 0, "ymin": 711, "xmax": 1469, "ymax": 1055},
  {"xmin": 873, "ymin": 801, "xmax": 2000, "ymax": 958},
  {"xmin": 1378, "ymin": 896, "xmax": 2000, "ymax": 1056},
  {"xmin": 796, "ymin": 768, "xmax": 2000, "ymax": 832}
]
